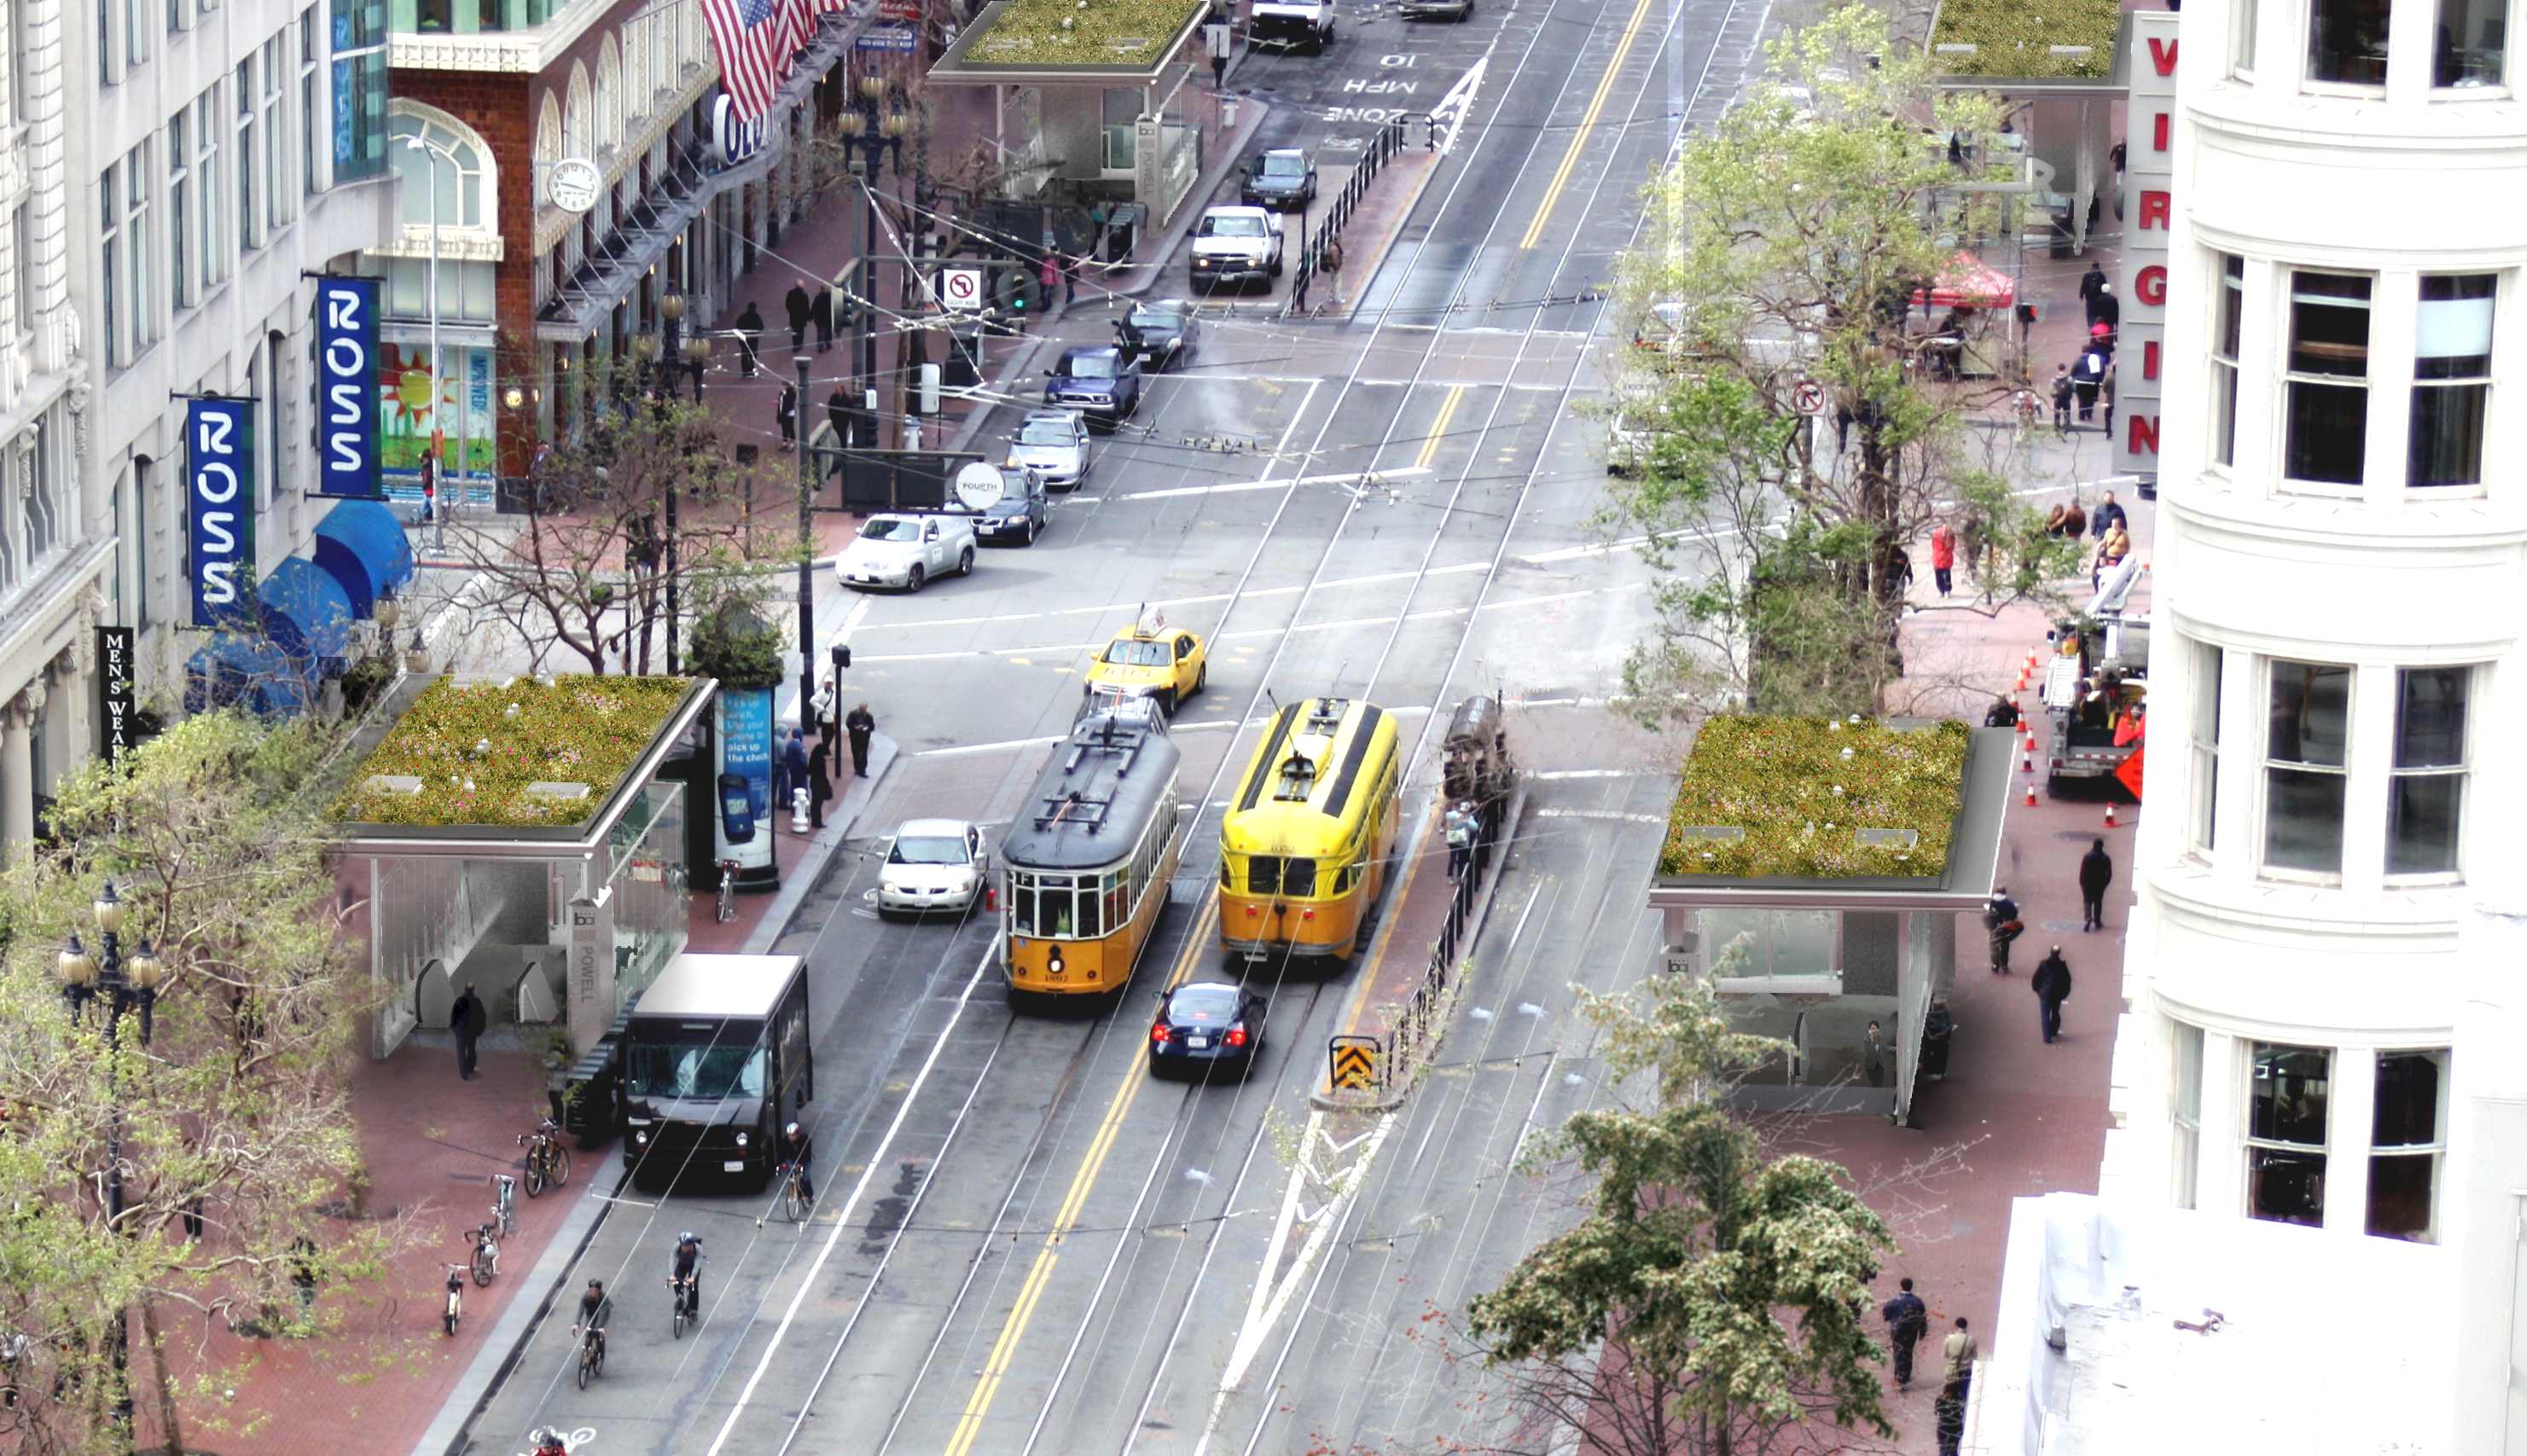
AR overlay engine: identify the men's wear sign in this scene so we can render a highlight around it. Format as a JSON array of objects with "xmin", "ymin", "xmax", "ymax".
[
  {"xmin": 96, "ymin": 626, "xmax": 135, "ymax": 764},
  {"xmin": 187, "ymin": 397, "xmax": 256, "ymax": 629},
  {"xmin": 314, "ymin": 276, "xmax": 384, "ymax": 500}
]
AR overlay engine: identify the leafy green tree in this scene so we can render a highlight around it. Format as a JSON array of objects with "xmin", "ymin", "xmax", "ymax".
[
  {"xmin": 1465, "ymin": 975, "xmax": 1896, "ymax": 1456},
  {"xmin": 1607, "ymin": 4, "xmax": 2079, "ymax": 720},
  {"xmin": 0, "ymin": 711, "xmax": 404, "ymax": 1454}
]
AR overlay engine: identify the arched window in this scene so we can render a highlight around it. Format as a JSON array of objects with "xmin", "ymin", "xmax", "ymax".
[
  {"xmin": 624, "ymin": 22, "xmax": 648, "ymax": 122},
  {"xmin": 565, "ymin": 62, "xmax": 593, "ymax": 160},
  {"xmin": 537, "ymin": 93, "xmax": 563, "ymax": 171},
  {"xmin": 389, "ymin": 102, "xmax": 499, "ymax": 234},
  {"xmin": 597, "ymin": 38, "xmax": 622, "ymax": 151}
]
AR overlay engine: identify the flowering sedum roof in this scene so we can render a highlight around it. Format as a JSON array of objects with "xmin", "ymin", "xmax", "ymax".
[
  {"xmin": 1929, "ymin": 0, "xmax": 2118, "ymax": 78},
  {"xmin": 961, "ymin": 0, "xmax": 1207, "ymax": 64},
  {"xmin": 338, "ymin": 676, "xmax": 695, "ymax": 829},
  {"xmin": 1659, "ymin": 716, "xmax": 1972, "ymax": 879}
]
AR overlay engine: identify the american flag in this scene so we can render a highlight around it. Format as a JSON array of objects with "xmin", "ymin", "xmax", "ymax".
[{"xmin": 700, "ymin": 0, "xmax": 811, "ymax": 121}]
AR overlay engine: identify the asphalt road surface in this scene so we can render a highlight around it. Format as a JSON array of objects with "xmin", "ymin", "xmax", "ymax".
[{"xmin": 454, "ymin": 0, "xmax": 1767, "ymax": 1446}]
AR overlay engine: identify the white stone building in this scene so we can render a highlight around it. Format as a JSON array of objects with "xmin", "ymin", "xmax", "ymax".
[
  {"xmin": 2027, "ymin": 0, "xmax": 2527, "ymax": 1442},
  {"xmin": 0, "ymin": 0, "xmax": 96, "ymax": 856},
  {"xmin": 56, "ymin": 0, "xmax": 399, "ymax": 830}
]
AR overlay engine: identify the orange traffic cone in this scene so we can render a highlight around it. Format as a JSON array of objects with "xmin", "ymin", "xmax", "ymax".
[
  {"xmin": 2025, "ymin": 781, "xmax": 2040, "ymax": 808},
  {"xmin": 2103, "ymin": 802, "xmax": 2118, "ymax": 829},
  {"xmin": 2021, "ymin": 746, "xmax": 2035, "ymax": 774}
]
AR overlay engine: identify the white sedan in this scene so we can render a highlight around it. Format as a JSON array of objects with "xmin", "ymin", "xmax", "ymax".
[
  {"xmin": 876, "ymin": 819, "xmax": 985, "ymax": 919},
  {"xmin": 1009, "ymin": 409, "xmax": 1091, "ymax": 490}
]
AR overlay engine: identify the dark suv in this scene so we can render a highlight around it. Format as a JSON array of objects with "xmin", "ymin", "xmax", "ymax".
[
  {"xmin": 1043, "ymin": 346, "xmax": 1144, "ymax": 430},
  {"xmin": 1240, "ymin": 149, "xmax": 1319, "ymax": 212}
]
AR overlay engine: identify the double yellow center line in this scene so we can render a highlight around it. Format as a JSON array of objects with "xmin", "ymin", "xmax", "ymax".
[
  {"xmin": 1516, "ymin": 0, "xmax": 1661, "ymax": 251},
  {"xmin": 940, "ymin": 896, "xmax": 1218, "ymax": 1456}
]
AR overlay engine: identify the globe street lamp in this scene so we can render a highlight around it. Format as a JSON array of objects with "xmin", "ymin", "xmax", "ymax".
[{"xmin": 56, "ymin": 881, "xmax": 168, "ymax": 1450}]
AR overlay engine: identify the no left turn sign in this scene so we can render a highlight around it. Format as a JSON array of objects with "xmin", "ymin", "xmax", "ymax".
[
  {"xmin": 939, "ymin": 268, "xmax": 984, "ymax": 310},
  {"xmin": 1792, "ymin": 380, "xmax": 1829, "ymax": 415}
]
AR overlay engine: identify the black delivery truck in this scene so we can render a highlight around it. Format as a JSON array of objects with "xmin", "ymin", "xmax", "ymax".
[{"xmin": 621, "ymin": 954, "xmax": 811, "ymax": 1193}]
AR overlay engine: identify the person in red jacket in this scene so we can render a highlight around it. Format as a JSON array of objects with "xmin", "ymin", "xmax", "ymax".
[{"xmin": 1928, "ymin": 522, "xmax": 1956, "ymax": 599}]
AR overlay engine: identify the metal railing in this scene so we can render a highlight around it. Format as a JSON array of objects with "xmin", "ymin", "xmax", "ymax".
[
  {"xmin": 1325, "ymin": 793, "xmax": 1507, "ymax": 1094},
  {"xmin": 1287, "ymin": 116, "xmax": 1426, "ymax": 315}
]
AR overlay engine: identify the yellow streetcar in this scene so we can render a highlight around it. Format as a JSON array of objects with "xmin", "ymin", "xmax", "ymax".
[
  {"xmin": 1218, "ymin": 697, "xmax": 1402, "ymax": 965},
  {"xmin": 1001, "ymin": 702, "xmax": 1183, "ymax": 1006}
]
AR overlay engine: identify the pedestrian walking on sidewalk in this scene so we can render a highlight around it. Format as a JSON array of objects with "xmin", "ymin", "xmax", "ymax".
[
  {"xmin": 1061, "ymin": 252, "xmax": 1080, "ymax": 307},
  {"xmin": 2032, "ymin": 946, "xmax": 2073, "ymax": 1042},
  {"xmin": 1929, "ymin": 522, "xmax": 1955, "ymax": 599},
  {"xmin": 808, "ymin": 740, "xmax": 833, "ymax": 830},
  {"xmin": 2078, "ymin": 837, "xmax": 2114, "ymax": 931},
  {"xmin": 1935, "ymin": 1381, "xmax": 1966, "ymax": 1456},
  {"xmin": 450, "ymin": 981, "xmax": 484, "ymax": 1080},
  {"xmin": 736, "ymin": 303, "xmax": 765, "ymax": 375},
  {"xmin": 785, "ymin": 278, "xmax": 814, "ymax": 351},
  {"xmin": 828, "ymin": 386, "xmax": 853, "ymax": 450},
  {"xmin": 776, "ymin": 382, "xmax": 798, "ymax": 451},
  {"xmin": 2049, "ymin": 363, "xmax": 2074, "ymax": 432},
  {"xmin": 2087, "ymin": 281, "xmax": 2120, "ymax": 333},
  {"xmin": 813, "ymin": 284, "xmax": 835, "ymax": 351},
  {"xmin": 2077, "ymin": 261, "xmax": 2108, "ymax": 310},
  {"xmin": 1863, "ymin": 1019, "xmax": 1887, "ymax": 1088},
  {"xmin": 2071, "ymin": 349, "xmax": 2103, "ymax": 424},
  {"xmin": 845, "ymin": 702, "xmax": 876, "ymax": 777},
  {"xmin": 2091, "ymin": 490, "xmax": 2129, "ymax": 539},
  {"xmin": 1882, "ymin": 1278, "xmax": 1929, "ymax": 1388},
  {"xmin": 1984, "ymin": 886, "xmax": 2024, "ymax": 973},
  {"xmin": 1943, "ymin": 1317, "xmax": 1978, "ymax": 1399},
  {"xmin": 1039, "ymin": 252, "xmax": 1060, "ymax": 312},
  {"xmin": 781, "ymin": 728, "xmax": 810, "ymax": 821}
]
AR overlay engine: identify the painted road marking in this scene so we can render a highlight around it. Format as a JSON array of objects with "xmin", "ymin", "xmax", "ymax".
[
  {"xmin": 1124, "ymin": 466, "xmax": 1432, "ymax": 501},
  {"xmin": 941, "ymin": 897, "xmax": 1218, "ymax": 1456},
  {"xmin": 1516, "ymin": 0, "xmax": 1659, "ymax": 251},
  {"xmin": 1415, "ymin": 385, "xmax": 1467, "ymax": 472}
]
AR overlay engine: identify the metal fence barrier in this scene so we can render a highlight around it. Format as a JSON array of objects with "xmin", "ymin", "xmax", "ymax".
[
  {"xmin": 1322, "ymin": 792, "xmax": 1508, "ymax": 1096},
  {"xmin": 1288, "ymin": 116, "xmax": 1427, "ymax": 315}
]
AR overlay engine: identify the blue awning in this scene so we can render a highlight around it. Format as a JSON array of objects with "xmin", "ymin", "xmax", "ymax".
[
  {"xmin": 312, "ymin": 497, "xmax": 415, "ymax": 618},
  {"xmin": 258, "ymin": 557, "xmax": 354, "ymax": 672},
  {"xmin": 184, "ymin": 636, "xmax": 315, "ymax": 717}
]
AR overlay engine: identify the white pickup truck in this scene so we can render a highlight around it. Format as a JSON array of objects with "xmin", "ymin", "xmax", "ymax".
[
  {"xmin": 1251, "ymin": 0, "xmax": 1333, "ymax": 52},
  {"xmin": 834, "ymin": 513, "xmax": 976, "ymax": 593},
  {"xmin": 1190, "ymin": 206, "xmax": 1286, "ymax": 293}
]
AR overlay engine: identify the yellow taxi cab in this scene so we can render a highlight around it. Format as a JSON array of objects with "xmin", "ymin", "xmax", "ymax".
[{"xmin": 1083, "ymin": 612, "xmax": 1207, "ymax": 713}]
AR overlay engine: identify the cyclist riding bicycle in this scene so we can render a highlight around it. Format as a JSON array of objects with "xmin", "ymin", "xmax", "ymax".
[
  {"xmin": 671, "ymin": 1233, "xmax": 703, "ymax": 1317},
  {"xmin": 780, "ymin": 1122, "xmax": 815, "ymax": 1204},
  {"xmin": 571, "ymin": 1279, "xmax": 611, "ymax": 1351},
  {"xmin": 533, "ymin": 1430, "xmax": 569, "ymax": 1456}
]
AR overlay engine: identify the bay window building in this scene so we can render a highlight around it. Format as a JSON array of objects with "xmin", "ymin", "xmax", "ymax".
[{"xmin": 2088, "ymin": 0, "xmax": 2527, "ymax": 1440}]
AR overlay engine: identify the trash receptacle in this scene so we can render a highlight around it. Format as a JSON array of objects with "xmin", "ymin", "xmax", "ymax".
[{"xmin": 1107, "ymin": 203, "xmax": 1147, "ymax": 263}]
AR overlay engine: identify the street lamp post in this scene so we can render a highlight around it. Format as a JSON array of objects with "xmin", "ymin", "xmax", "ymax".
[
  {"xmin": 795, "ymin": 352, "xmax": 816, "ymax": 740},
  {"xmin": 404, "ymin": 131, "xmax": 464, "ymax": 554},
  {"xmin": 56, "ymin": 882, "xmax": 166, "ymax": 1453},
  {"xmin": 839, "ymin": 83, "xmax": 911, "ymax": 444}
]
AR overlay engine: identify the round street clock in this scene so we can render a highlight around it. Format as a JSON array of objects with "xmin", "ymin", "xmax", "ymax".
[{"xmin": 549, "ymin": 158, "xmax": 603, "ymax": 214}]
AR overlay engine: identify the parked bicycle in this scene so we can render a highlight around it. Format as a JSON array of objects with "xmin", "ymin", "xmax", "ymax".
[
  {"xmin": 491, "ymin": 1174, "xmax": 518, "ymax": 1240},
  {"xmin": 716, "ymin": 856, "xmax": 741, "ymax": 922},
  {"xmin": 520, "ymin": 1118, "xmax": 572, "ymax": 1198},
  {"xmin": 441, "ymin": 1263, "xmax": 468, "ymax": 1337},
  {"xmin": 467, "ymin": 1220, "xmax": 501, "ymax": 1286}
]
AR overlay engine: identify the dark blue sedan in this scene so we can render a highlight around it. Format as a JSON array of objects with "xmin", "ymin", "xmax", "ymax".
[
  {"xmin": 1148, "ymin": 981, "xmax": 1268, "ymax": 1081},
  {"xmin": 975, "ymin": 465, "xmax": 1047, "ymax": 546},
  {"xmin": 1044, "ymin": 346, "xmax": 1143, "ymax": 431}
]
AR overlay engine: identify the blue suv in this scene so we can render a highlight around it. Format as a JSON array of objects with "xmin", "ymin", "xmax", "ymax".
[{"xmin": 1043, "ymin": 346, "xmax": 1143, "ymax": 431}]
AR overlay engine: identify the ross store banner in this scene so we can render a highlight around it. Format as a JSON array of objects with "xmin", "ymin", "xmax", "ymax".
[
  {"xmin": 186, "ymin": 397, "xmax": 257, "ymax": 629},
  {"xmin": 313, "ymin": 276, "xmax": 386, "ymax": 499}
]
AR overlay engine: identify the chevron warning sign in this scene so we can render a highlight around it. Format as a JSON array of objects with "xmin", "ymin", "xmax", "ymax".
[{"xmin": 1329, "ymin": 1036, "xmax": 1382, "ymax": 1091}]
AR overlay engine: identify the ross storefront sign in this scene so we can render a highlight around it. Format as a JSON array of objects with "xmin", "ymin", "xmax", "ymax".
[
  {"xmin": 186, "ymin": 397, "xmax": 256, "ymax": 629},
  {"xmin": 2112, "ymin": 12, "xmax": 2178, "ymax": 477},
  {"xmin": 878, "ymin": 0, "xmax": 921, "ymax": 20},
  {"xmin": 96, "ymin": 626, "xmax": 136, "ymax": 764},
  {"xmin": 855, "ymin": 24, "xmax": 919, "ymax": 50},
  {"xmin": 313, "ymin": 276, "xmax": 385, "ymax": 499},
  {"xmin": 714, "ymin": 687, "xmax": 776, "ymax": 874}
]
